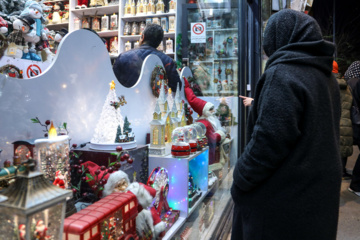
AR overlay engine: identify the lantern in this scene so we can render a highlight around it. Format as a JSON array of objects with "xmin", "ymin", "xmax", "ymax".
[{"xmin": 0, "ymin": 159, "xmax": 72, "ymax": 240}]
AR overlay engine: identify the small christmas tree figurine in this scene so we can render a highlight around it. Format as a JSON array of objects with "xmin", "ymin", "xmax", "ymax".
[
  {"xmin": 114, "ymin": 125, "xmax": 122, "ymax": 143},
  {"xmin": 123, "ymin": 116, "xmax": 132, "ymax": 133},
  {"xmin": 91, "ymin": 80, "xmax": 125, "ymax": 144}
]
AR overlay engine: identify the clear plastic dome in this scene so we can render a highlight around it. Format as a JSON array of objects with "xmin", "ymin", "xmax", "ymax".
[
  {"xmin": 195, "ymin": 122, "xmax": 207, "ymax": 138},
  {"xmin": 191, "ymin": 123, "xmax": 203, "ymax": 139},
  {"xmin": 184, "ymin": 125, "xmax": 197, "ymax": 143},
  {"xmin": 171, "ymin": 127, "xmax": 190, "ymax": 144}
]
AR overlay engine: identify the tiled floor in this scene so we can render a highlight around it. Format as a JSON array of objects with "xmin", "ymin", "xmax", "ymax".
[{"xmin": 226, "ymin": 146, "xmax": 360, "ymax": 240}]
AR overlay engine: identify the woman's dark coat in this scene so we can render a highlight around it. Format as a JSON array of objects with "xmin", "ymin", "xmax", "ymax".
[{"xmin": 231, "ymin": 9, "xmax": 341, "ymax": 240}]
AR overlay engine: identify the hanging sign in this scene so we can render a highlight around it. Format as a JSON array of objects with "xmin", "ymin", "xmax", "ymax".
[{"xmin": 191, "ymin": 22, "xmax": 206, "ymax": 43}]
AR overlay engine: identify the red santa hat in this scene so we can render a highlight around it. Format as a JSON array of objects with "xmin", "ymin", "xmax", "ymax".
[
  {"xmin": 81, "ymin": 161, "xmax": 110, "ymax": 187},
  {"xmin": 126, "ymin": 182, "xmax": 156, "ymax": 210},
  {"xmin": 183, "ymin": 77, "xmax": 214, "ymax": 117},
  {"xmin": 103, "ymin": 170, "xmax": 130, "ymax": 197}
]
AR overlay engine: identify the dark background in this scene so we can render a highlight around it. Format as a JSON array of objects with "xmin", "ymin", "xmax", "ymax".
[{"xmin": 311, "ymin": 0, "xmax": 360, "ymax": 75}]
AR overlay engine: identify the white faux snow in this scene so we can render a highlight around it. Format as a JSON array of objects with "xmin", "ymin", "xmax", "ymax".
[{"xmin": 91, "ymin": 88, "xmax": 125, "ymax": 144}]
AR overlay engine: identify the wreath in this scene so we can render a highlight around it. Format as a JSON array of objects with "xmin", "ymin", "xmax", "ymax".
[
  {"xmin": 0, "ymin": 33, "xmax": 8, "ymax": 59},
  {"xmin": 150, "ymin": 65, "xmax": 169, "ymax": 98},
  {"xmin": 0, "ymin": 64, "xmax": 23, "ymax": 79}
]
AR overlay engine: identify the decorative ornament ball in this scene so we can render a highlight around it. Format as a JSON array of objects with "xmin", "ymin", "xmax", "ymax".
[
  {"xmin": 45, "ymin": 120, "xmax": 51, "ymax": 125},
  {"xmin": 115, "ymin": 162, "xmax": 122, "ymax": 169},
  {"xmin": 44, "ymin": 133, "xmax": 48, "ymax": 137},
  {"xmin": 72, "ymin": 143, "xmax": 77, "ymax": 148},
  {"xmin": 72, "ymin": 189, "xmax": 77, "ymax": 193},
  {"xmin": 82, "ymin": 192, "xmax": 88, "ymax": 197},
  {"xmin": 78, "ymin": 159, "xmax": 83, "ymax": 164},
  {"xmin": 92, "ymin": 185, "xmax": 98, "ymax": 190},
  {"xmin": 116, "ymin": 146, "xmax": 123, "ymax": 152},
  {"xmin": 102, "ymin": 179, "xmax": 107, "ymax": 184},
  {"xmin": 77, "ymin": 169, "xmax": 83, "ymax": 174},
  {"xmin": 73, "ymin": 164, "xmax": 79, "ymax": 169},
  {"xmin": 81, "ymin": 177, "xmax": 86, "ymax": 182},
  {"xmin": 123, "ymin": 153, "xmax": 130, "ymax": 160},
  {"xmin": 85, "ymin": 168, "xmax": 90, "ymax": 173},
  {"xmin": 107, "ymin": 167, "xmax": 114, "ymax": 173}
]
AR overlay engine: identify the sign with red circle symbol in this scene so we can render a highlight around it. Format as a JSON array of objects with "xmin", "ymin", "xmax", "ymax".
[
  {"xmin": 27, "ymin": 64, "xmax": 42, "ymax": 78},
  {"xmin": 191, "ymin": 22, "xmax": 206, "ymax": 43}
]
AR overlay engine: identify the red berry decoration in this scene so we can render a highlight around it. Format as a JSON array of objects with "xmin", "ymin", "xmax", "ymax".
[
  {"xmin": 44, "ymin": 133, "xmax": 48, "ymax": 137},
  {"xmin": 78, "ymin": 159, "xmax": 83, "ymax": 164},
  {"xmin": 115, "ymin": 162, "xmax": 121, "ymax": 169},
  {"xmin": 78, "ymin": 169, "xmax": 83, "ymax": 174},
  {"xmin": 116, "ymin": 146, "xmax": 123, "ymax": 152},
  {"xmin": 99, "ymin": 180, "xmax": 104, "ymax": 185},
  {"xmin": 92, "ymin": 185, "xmax": 98, "ymax": 190},
  {"xmin": 45, "ymin": 120, "xmax": 51, "ymax": 125},
  {"xmin": 102, "ymin": 179, "xmax": 107, "ymax": 185},
  {"xmin": 95, "ymin": 169, "xmax": 101, "ymax": 175},
  {"xmin": 72, "ymin": 143, "xmax": 77, "ymax": 148},
  {"xmin": 73, "ymin": 164, "xmax": 79, "ymax": 169},
  {"xmin": 100, "ymin": 166, "xmax": 106, "ymax": 171},
  {"xmin": 72, "ymin": 188, "xmax": 77, "ymax": 193},
  {"xmin": 127, "ymin": 158, "xmax": 134, "ymax": 164},
  {"xmin": 107, "ymin": 167, "xmax": 114, "ymax": 173},
  {"xmin": 82, "ymin": 192, "xmax": 88, "ymax": 197},
  {"xmin": 123, "ymin": 153, "xmax": 130, "ymax": 160},
  {"xmin": 81, "ymin": 177, "xmax": 86, "ymax": 182}
]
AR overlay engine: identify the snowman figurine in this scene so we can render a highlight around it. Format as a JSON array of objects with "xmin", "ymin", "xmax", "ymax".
[{"xmin": 0, "ymin": 17, "xmax": 8, "ymax": 34}]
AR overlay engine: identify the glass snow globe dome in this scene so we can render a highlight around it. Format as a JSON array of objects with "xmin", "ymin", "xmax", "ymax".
[
  {"xmin": 184, "ymin": 125, "xmax": 198, "ymax": 153},
  {"xmin": 171, "ymin": 127, "xmax": 191, "ymax": 157},
  {"xmin": 191, "ymin": 123, "xmax": 204, "ymax": 150}
]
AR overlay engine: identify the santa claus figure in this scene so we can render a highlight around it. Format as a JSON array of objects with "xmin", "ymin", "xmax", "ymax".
[
  {"xmin": 34, "ymin": 220, "xmax": 48, "ymax": 240},
  {"xmin": 126, "ymin": 182, "xmax": 166, "ymax": 239},
  {"xmin": 53, "ymin": 171, "xmax": 65, "ymax": 189},
  {"xmin": 183, "ymin": 77, "xmax": 227, "ymax": 166},
  {"xmin": 103, "ymin": 170, "xmax": 130, "ymax": 197},
  {"xmin": 19, "ymin": 224, "xmax": 26, "ymax": 240}
]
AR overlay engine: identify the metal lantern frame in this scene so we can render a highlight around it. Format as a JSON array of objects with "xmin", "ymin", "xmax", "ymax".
[{"xmin": 0, "ymin": 160, "xmax": 72, "ymax": 240}]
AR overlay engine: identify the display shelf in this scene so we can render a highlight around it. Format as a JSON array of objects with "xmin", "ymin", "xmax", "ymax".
[
  {"xmin": 188, "ymin": 190, "xmax": 208, "ymax": 216},
  {"xmin": 46, "ymin": 22, "xmax": 68, "ymax": 29},
  {"xmin": 149, "ymin": 148, "xmax": 209, "ymax": 218},
  {"xmin": 71, "ymin": 5, "xmax": 119, "ymax": 15},
  {"xmin": 97, "ymin": 30, "xmax": 119, "ymax": 37},
  {"xmin": 122, "ymin": 12, "xmax": 175, "ymax": 21},
  {"xmin": 162, "ymin": 217, "xmax": 187, "ymax": 240}
]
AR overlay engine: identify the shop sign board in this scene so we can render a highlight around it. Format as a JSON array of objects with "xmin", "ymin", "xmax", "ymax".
[{"xmin": 191, "ymin": 22, "xmax": 206, "ymax": 43}]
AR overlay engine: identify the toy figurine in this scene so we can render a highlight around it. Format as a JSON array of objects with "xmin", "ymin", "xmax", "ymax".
[
  {"xmin": 0, "ymin": 17, "xmax": 8, "ymax": 34},
  {"xmin": 34, "ymin": 220, "xmax": 49, "ymax": 240},
  {"xmin": 19, "ymin": 224, "xmax": 26, "ymax": 240},
  {"xmin": 76, "ymin": 0, "xmax": 88, "ymax": 8},
  {"xmin": 89, "ymin": 0, "xmax": 108, "ymax": 7},
  {"xmin": 217, "ymin": 64, "xmax": 222, "ymax": 76},
  {"xmin": 53, "ymin": 170, "xmax": 66, "ymax": 189},
  {"xmin": 103, "ymin": 170, "xmax": 130, "ymax": 197},
  {"xmin": 217, "ymin": 81, "xmax": 222, "ymax": 92},
  {"xmin": 6, "ymin": 17, "xmax": 29, "ymax": 58}
]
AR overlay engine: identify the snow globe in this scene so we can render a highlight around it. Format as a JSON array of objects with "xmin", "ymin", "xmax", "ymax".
[
  {"xmin": 184, "ymin": 125, "xmax": 197, "ymax": 154},
  {"xmin": 171, "ymin": 127, "xmax": 191, "ymax": 158},
  {"xmin": 191, "ymin": 123, "xmax": 204, "ymax": 150},
  {"xmin": 196, "ymin": 122, "xmax": 208, "ymax": 146}
]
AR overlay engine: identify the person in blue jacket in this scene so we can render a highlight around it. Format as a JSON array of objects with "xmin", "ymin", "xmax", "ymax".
[{"xmin": 113, "ymin": 23, "xmax": 181, "ymax": 92}]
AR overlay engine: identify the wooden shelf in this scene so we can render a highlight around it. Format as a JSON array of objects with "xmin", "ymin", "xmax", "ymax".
[
  {"xmin": 71, "ymin": 5, "xmax": 119, "ymax": 16},
  {"xmin": 122, "ymin": 12, "xmax": 175, "ymax": 21}
]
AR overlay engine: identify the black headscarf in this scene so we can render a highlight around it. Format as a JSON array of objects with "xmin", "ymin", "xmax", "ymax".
[
  {"xmin": 263, "ymin": 9, "xmax": 334, "ymax": 73},
  {"xmin": 344, "ymin": 61, "xmax": 360, "ymax": 80}
]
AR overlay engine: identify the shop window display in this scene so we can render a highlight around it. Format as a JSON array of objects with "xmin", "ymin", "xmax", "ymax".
[{"xmin": 0, "ymin": 0, "xmax": 240, "ymax": 237}]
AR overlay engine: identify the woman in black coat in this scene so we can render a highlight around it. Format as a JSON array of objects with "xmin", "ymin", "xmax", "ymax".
[{"xmin": 231, "ymin": 9, "xmax": 341, "ymax": 240}]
